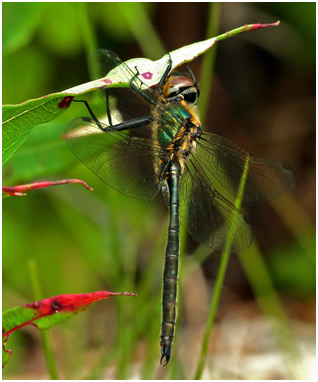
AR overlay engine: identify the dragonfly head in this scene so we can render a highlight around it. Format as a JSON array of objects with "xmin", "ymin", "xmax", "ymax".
[{"xmin": 162, "ymin": 74, "xmax": 200, "ymax": 105}]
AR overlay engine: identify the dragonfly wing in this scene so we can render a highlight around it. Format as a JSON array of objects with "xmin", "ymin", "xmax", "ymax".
[
  {"xmin": 197, "ymin": 133, "xmax": 295, "ymax": 202},
  {"xmin": 89, "ymin": 49, "xmax": 124, "ymax": 81},
  {"xmin": 65, "ymin": 117, "xmax": 166, "ymax": 201},
  {"xmin": 89, "ymin": 49, "xmax": 159, "ymax": 103},
  {"xmin": 89, "ymin": 49, "xmax": 185, "ymax": 125},
  {"xmin": 179, "ymin": 159, "xmax": 253, "ymax": 252},
  {"xmin": 89, "ymin": 50, "xmax": 152, "ymax": 122}
]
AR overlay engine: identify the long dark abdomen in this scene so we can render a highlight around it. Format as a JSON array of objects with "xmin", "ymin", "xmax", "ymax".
[{"xmin": 160, "ymin": 160, "xmax": 181, "ymax": 365}]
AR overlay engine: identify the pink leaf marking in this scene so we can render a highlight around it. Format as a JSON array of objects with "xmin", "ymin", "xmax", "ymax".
[{"xmin": 141, "ymin": 72, "xmax": 153, "ymax": 80}]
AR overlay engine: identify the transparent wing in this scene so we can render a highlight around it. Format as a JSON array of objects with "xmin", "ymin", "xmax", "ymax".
[
  {"xmin": 66, "ymin": 50, "xmax": 186, "ymax": 201},
  {"xmin": 179, "ymin": 158, "xmax": 253, "ymax": 253},
  {"xmin": 89, "ymin": 49, "xmax": 160, "ymax": 106},
  {"xmin": 89, "ymin": 49, "xmax": 125, "ymax": 81},
  {"xmin": 65, "ymin": 117, "xmax": 169, "ymax": 201},
  {"xmin": 88, "ymin": 49, "xmax": 187, "ymax": 135},
  {"xmin": 89, "ymin": 49, "xmax": 154, "ymax": 131},
  {"xmin": 196, "ymin": 133, "xmax": 295, "ymax": 202}
]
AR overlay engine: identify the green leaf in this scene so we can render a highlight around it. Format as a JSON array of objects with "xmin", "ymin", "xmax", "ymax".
[
  {"xmin": 2, "ymin": 121, "xmax": 76, "ymax": 185},
  {"xmin": 2, "ymin": 22, "xmax": 280, "ymax": 165},
  {"xmin": 2, "ymin": 97, "xmax": 66, "ymax": 165}
]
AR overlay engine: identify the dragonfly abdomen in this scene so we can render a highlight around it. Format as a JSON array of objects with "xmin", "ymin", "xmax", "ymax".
[{"xmin": 160, "ymin": 161, "xmax": 181, "ymax": 365}]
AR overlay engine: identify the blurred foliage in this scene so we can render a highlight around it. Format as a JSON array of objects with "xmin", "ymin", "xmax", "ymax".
[
  {"xmin": 259, "ymin": 2, "xmax": 315, "ymax": 66},
  {"xmin": 2, "ymin": 2, "xmax": 315, "ymax": 379}
]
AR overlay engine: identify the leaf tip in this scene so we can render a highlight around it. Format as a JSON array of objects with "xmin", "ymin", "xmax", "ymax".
[
  {"xmin": 251, "ymin": 20, "xmax": 281, "ymax": 31},
  {"xmin": 110, "ymin": 291, "xmax": 138, "ymax": 297}
]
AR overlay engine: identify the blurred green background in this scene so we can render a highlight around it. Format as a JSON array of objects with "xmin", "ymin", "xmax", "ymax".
[{"xmin": 2, "ymin": 2, "xmax": 315, "ymax": 380}]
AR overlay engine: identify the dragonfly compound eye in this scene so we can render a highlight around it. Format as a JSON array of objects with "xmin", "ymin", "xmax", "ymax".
[
  {"xmin": 163, "ymin": 75, "xmax": 195, "ymax": 98},
  {"xmin": 182, "ymin": 88, "xmax": 199, "ymax": 104}
]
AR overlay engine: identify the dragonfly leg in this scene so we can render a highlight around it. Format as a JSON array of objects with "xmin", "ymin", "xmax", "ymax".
[
  {"xmin": 105, "ymin": 88, "xmax": 113, "ymax": 126},
  {"xmin": 74, "ymin": 99, "xmax": 153, "ymax": 133},
  {"xmin": 158, "ymin": 53, "xmax": 173, "ymax": 96},
  {"xmin": 73, "ymin": 99, "xmax": 105, "ymax": 131}
]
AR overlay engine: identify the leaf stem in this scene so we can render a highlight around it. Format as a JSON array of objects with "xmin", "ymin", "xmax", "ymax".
[{"xmin": 216, "ymin": 21, "xmax": 280, "ymax": 43}]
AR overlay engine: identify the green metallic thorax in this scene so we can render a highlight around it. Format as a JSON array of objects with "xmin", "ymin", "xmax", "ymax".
[{"xmin": 156, "ymin": 104, "xmax": 192, "ymax": 148}]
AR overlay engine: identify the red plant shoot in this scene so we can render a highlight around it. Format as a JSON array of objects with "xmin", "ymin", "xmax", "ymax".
[{"xmin": 2, "ymin": 179, "xmax": 93, "ymax": 196}]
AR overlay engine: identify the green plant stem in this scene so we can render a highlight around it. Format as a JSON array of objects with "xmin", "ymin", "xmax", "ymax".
[
  {"xmin": 194, "ymin": 248, "xmax": 230, "ymax": 379},
  {"xmin": 191, "ymin": 7, "xmax": 222, "ymax": 376},
  {"xmin": 28, "ymin": 259, "xmax": 58, "ymax": 380},
  {"xmin": 117, "ymin": 3, "xmax": 165, "ymax": 59},
  {"xmin": 198, "ymin": 2, "xmax": 221, "ymax": 127},
  {"xmin": 194, "ymin": 154, "xmax": 249, "ymax": 379},
  {"xmin": 75, "ymin": 2, "xmax": 98, "ymax": 59}
]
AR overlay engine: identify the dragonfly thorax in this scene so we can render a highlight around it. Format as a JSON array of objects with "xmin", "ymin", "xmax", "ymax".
[
  {"xmin": 173, "ymin": 118, "xmax": 200, "ymax": 172},
  {"xmin": 152, "ymin": 73, "xmax": 202, "ymax": 176}
]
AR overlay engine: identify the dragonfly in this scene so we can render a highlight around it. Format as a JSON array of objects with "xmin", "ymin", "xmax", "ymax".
[{"xmin": 65, "ymin": 50, "xmax": 295, "ymax": 365}]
